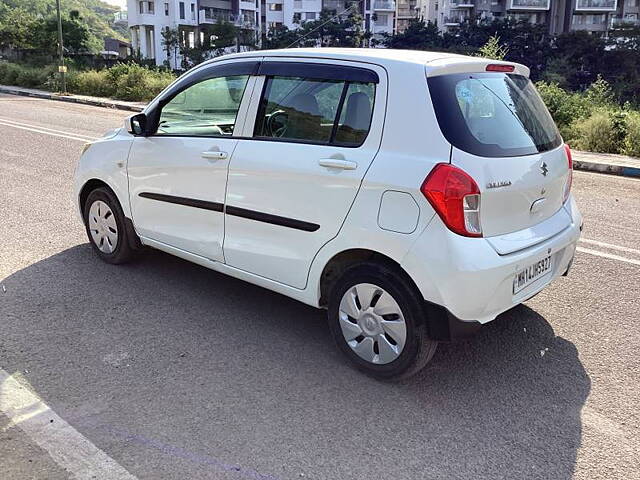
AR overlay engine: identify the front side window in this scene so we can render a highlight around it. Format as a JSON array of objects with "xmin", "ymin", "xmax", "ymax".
[
  {"xmin": 254, "ymin": 76, "xmax": 375, "ymax": 146},
  {"xmin": 179, "ymin": 1, "xmax": 185, "ymax": 19},
  {"xmin": 428, "ymin": 72, "xmax": 561, "ymax": 157},
  {"xmin": 156, "ymin": 75, "xmax": 250, "ymax": 137}
]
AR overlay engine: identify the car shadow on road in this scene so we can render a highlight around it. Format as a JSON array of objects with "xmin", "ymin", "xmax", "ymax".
[{"xmin": 1, "ymin": 244, "xmax": 591, "ymax": 480}]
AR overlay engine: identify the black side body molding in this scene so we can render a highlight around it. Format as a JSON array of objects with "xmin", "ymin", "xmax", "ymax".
[
  {"xmin": 138, "ymin": 193, "xmax": 320, "ymax": 232},
  {"xmin": 225, "ymin": 205, "xmax": 320, "ymax": 232},
  {"xmin": 139, "ymin": 192, "xmax": 224, "ymax": 212}
]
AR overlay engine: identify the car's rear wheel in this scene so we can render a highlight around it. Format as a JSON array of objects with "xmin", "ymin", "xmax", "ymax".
[
  {"xmin": 327, "ymin": 262, "xmax": 437, "ymax": 380},
  {"xmin": 83, "ymin": 187, "xmax": 135, "ymax": 264}
]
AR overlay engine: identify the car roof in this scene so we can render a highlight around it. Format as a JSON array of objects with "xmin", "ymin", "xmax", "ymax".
[
  {"xmin": 217, "ymin": 48, "xmax": 463, "ymax": 65},
  {"xmin": 207, "ymin": 48, "xmax": 530, "ymax": 78}
]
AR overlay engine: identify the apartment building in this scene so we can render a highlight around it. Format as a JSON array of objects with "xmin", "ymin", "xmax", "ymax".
[
  {"xmin": 127, "ymin": 0, "xmax": 261, "ymax": 66},
  {"xmin": 262, "ymin": 1, "xmax": 398, "ymax": 40},
  {"xmin": 127, "ymin": 0, "xmax": 399, "ymax": 65},
  {"xmin": 396, "ymin": 0, "xmax": 420, "ymax": 31},
  {"xmin": 431, "ymin": 0, "xmax": 640, "ymax": 34}
]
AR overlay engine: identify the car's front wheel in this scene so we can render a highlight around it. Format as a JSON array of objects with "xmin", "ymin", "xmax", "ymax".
[
  {"xmin": 83, "ymin": 187, "xmax": 135, "ymax": 264},
  {"xmin": 327, "ymin": 262, "xmax": 437, "ymax": 380}
]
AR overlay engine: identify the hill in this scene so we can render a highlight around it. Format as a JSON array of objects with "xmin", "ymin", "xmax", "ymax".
[{"xmin": 0, "ymin": 0, "xmax": 129, "ymax": 53}]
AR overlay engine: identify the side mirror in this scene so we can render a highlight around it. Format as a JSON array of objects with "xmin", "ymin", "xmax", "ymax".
[{"xmin": 127, "ymin": 113, "xmax": 148, "ymax": 136}]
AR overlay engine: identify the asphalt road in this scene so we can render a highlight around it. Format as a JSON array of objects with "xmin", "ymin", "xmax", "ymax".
[{"xmin": 1, "ymin": 93, "xmax": 639, "ymax": 480}]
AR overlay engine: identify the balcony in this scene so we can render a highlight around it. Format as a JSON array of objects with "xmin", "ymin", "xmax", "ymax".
[
  {"xmin": 612, "ymin": 15, "xmax": 640, "ymax": 25},
  {"xmin": 509, "ymin": 0, "xmax": 550, "ymax": 10},
  {"xmin": 199, "ymin": 9, "xmax": 233, "ymax": 24},
  {"xmin": 374, "ymin": 1, "xmax": 396, "ymax": 10},
  {"xmin": 443, "ymin": 16, "xmax": 467, "ymax": 26},
  {"xmin": 574, "ymin": 0, "xmax": 617, "ymax": 11},
  {"xmin": 450, "ymin": 0, "xmax": 474, "ymax": 8},
  {"xmin": 232, "ymin": 14, "xmax": 256, "ymax": 29}
]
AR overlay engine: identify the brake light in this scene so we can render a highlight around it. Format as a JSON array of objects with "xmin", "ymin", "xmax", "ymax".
[
  {"xmin": 563, "ymin": 144, "xmax": 573, "ymax": 203},
  {"xmin": 486, "ymin": 64, "xmax": 515, "ymax": 73},
  {"xmin": 421, "ymin": 163, "xmax": 482, "ymax": 237}
]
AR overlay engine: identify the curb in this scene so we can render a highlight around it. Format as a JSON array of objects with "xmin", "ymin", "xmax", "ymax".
[
  {"xmin": 574, "ymin": 159, "xmax": 640, "ymax": 178},
  {"xmin": 0, "ymin": 86, "xmax": 144, "ymax": 112}
]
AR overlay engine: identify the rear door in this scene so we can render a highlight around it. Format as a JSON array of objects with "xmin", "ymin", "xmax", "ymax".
[
  {"xmin": 428, "ymin": 71, "xmax": 571, "ymax": 237},
  {"xmin": 223, "ymin": 60, "xmax": 386, "ymax": 289}
]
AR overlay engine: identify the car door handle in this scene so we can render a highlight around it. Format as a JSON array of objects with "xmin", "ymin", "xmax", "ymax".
[
  {"xmin": 201, "ymin": 151, "xmax": 228, "ymax": 160},
  {"xmin": 318, "ymin": 159, "xmax": 358, "ymax": 170}
]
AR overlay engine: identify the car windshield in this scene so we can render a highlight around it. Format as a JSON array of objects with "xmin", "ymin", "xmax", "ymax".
[{"xmin": 428, "ymin": 72, "xmax": 562, "ymax": 157}]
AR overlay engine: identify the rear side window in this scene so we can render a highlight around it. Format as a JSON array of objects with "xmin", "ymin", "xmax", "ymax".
[
  {"xmin": 428, "ymin": 73, "xmax": 561, "ymax": 157},
  {"xmin": 253, "ymin": 76, "xmax": 375, "ymax": 146}
]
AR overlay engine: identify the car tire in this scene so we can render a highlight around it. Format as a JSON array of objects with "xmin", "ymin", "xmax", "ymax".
[
  {"xmin": 327, "ymin": 262, "xmax": 438, "ymax": 380},
  {"xmin": 83, "ymin": 187, "xmax": 135, "ymax": 265}
]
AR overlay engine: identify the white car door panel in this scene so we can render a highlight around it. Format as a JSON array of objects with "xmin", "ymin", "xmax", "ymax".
[
  {"xmin": 223, "ymin": 60, "xmax": 387, "ymax": 289},
  {"xmin": 128, "ymin": 136, "xmax": 238, "ymax": 260},
  {"xmin": 127, "ymin": 65, "xmax": 257, "ymax": 262}
]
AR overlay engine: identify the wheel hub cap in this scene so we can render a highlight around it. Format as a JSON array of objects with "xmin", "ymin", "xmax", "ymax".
[
  {"xmin": 338, "ymin": 283, "xmax": 407, "ymax": 365},
  {"xmin": 359, "ymin": 312, "xmax": 382, "ymax": 336},
  {"xmin": 88, "ymin": 200, "xmax": 118, "ymax": 254}
]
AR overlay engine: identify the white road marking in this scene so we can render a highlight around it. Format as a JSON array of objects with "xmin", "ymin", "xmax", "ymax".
[
  {"xmin": 0, "ymin": 120, "xmax": 96, "ymax": 142},
  {"xmin": 579, "ymin": 238, "xmax": 640, "ymax": 256},
  {"xmin": 577, "ymin": 247, "xmax": 640, "ymax": 266},
  {"xmin": 0, "ymin": 117, "xmax": 97, "ymax": 140},
  {"xmin": 0, "ymin": 369, "xmax": 138, "ymax": 480}
]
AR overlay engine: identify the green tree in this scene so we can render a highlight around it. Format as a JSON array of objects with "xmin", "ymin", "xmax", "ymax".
[
  {"xmin": 263, "ymin": 8, "xmax": 368, "ymax": 49},
  {"xmin": 0, "ymin": 0, "xmax": 127, "ymax": 53},
  {"xmin": 31, "ymin": 15, "xmax": 91, "ymax": 55},
  {"xmin": 476, "ymin": 35, "xmax": 508, "ymax": 61},
  {"xmin": 545, "ymin": 30, "xmax": 605, "ymax": 90},
  {"xmin": 381, "ymin": 19, "xmax": 442, "ymax": 50},
  {"xmin": 161, "ymin": 27, "xmax": 180, "ymax": 70},
  {"xmin": 0, "ymin": 7, "xmax": 39, "ymax": 52}
]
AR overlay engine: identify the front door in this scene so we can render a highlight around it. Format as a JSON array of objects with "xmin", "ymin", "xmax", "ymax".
[
  {"xmin": 223, "ymin": 61, "xmax": 386, "ymax": 288},
  {"xmin": 127, "ymin": 73, "xmax": 253, "ymax": 261}
]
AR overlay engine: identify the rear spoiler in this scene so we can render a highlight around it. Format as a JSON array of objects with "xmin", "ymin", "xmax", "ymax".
[{"xmin": 425, "ymin": 57, "xmax": 530, "ymax": 78}]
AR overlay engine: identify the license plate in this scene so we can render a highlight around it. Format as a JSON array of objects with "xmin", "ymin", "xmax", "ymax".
[{"xmin": 513, "ymin": 255, "xmax": 553, "ymax": 295}]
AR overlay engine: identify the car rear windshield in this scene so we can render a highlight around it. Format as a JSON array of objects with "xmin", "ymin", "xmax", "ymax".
[{"xmin": 428, "ymin": 72, "xmax": 562, "ymax": 158}]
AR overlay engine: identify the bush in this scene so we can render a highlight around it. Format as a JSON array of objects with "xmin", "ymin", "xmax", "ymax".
[
  {"xmin": 570, "ymin": 109, "xmax": 626, "ymax": 154},
  {"xmin": 109, "ymin": 63, "xmax": 174, "ymax": 101},
  {"xmin": 0, "ymin": 62, "xmax": 52, "ymax": 88},
  {"xmin": 623, "ymin": 112, "xmax": 640, "ymax": 157},
  {"xmin": 585, "ymin": 75, "xmax": 616, "ymax": 107},
  {"xmin": 0, "ymin": 63, "xmax": 22, "ymax": 85},
  {"xmin": 535, "ymin": 81, "xmax": 592, "ymax": 137},
  {"xmin": 71, "ymin": 70, "xmax": 114, "ymax": 98},
  {"xmin": 1, "ymin": 61, "xmax": 174, "ymax": 102}
]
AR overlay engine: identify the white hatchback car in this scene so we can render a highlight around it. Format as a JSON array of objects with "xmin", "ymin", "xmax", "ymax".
[{"xmin": 75, "ymin": 48, "xmax": 582, "ymax": 379}]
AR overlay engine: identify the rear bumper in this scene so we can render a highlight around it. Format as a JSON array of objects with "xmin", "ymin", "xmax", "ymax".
[{"xmin": 402, "ymin": 196, "xmax": 582, "ymax": 325}]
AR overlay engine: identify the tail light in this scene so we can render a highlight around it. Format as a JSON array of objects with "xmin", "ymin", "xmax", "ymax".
[
  {"xmin": 563, "ymin": 144, "xmax": 573, "ymax": 203},
  {"xmin": 421, "ymin": 163, "xmax": 482, "ymax": 237}
]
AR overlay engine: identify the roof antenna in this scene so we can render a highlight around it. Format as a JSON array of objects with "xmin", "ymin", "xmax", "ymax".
[{"xmin": 285, "ymin": 2, "xmax": 362, "ymax": 49}]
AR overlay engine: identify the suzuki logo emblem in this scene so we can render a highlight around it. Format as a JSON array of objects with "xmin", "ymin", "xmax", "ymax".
[{"xmin": 540, "ymin": 162, "xmax": 549, "ymax": 176}]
